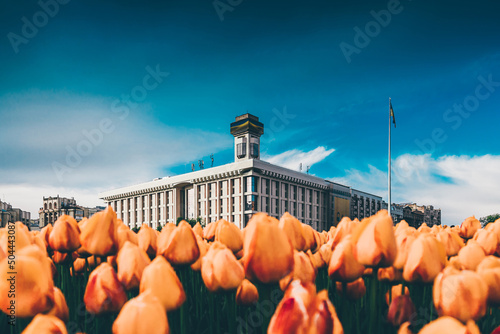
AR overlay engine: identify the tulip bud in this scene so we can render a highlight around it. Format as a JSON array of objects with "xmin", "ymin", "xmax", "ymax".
[
  {"xmin": 472, "ymin": 229, "xmax": 498, "ymax": 256},
  {"xmin": 477, "ymin": 255, "xmax": 500, "ymax": 272},
  {"xmin": 268, "ymin": 280, "xmax": 316, "ymax": 334},
  {"xmin": 393, "ymin": 231, "xmax": 416, "ymax": 270},
  {"xmin": 80, "ymin": 206, "xmax": 119, "ymax": 256},
  {"xmin": 215, "ymin": 219, "xmax": 243, "ymax": 253},
  {"xmin": 419, "ymin": 317, "xmax": 480, "ymax": 334},
  {"xmin": 378, "ymin": 266, "xmax": 402, "ymax": 282},
  {"xmin": 436, "ymin": 229, "xmax": 464, "ymax": 257},
  {"xmin": 84, "ymin": 263, "xmax": 127, "ymax": 314},
  {"xmin": 22, "ymin": 314, "xmax": 68, "ymax": 334},
  {"xmin": 137, "ymin": 224, "xmax": 157, "ymax": 258},
  {"xmin": 243, "ymin": 213, "xmax": 294, "ymax": 283},
  {"xmin": 387, "ymin": 295, "xmax": 416, "ymax": 327},
  {"xmin": 40, "ymin": 223, "xmax": 53, "ymax": 249},
  {"xmin": 385, "ymin": 284, "xmax": 410, "ymax": 306},
  {"xmin": 112, "ymin": 291, "xmax": 169, "ymax": 334},
  {"xmin": 203, "ymin": 220, "xmax": 220, "ymax": 241},
  {"xmin": 457, "ymin": 241, "xmax": 485, "ymax": 271},
  {"xmin": 116, "ymin": 241, "xmax": 151, "ymax": 290},
  {"xmin": 52, "ymin": 251, "xmax": 77, "ymax": 265},
  {"xmin": 302, "ymin": 224, "xmax": 318, "ymax": 251},
  {"xmin": 46, "ymin": 287, "xmax": 69, "ymax": 322},
  {"xmin": 201, "ymin": 242, "xmax": 245, "ymax": 292},
  {"xmin": 477, "ymin": 268, "xmax": 500, "ymax": 305},
  {"xmin": 190, "ymin": 234, "xmax": 209, "ymax": 271},
  {"xmin": 308, "ymin": 290, "xmax": 344, "ymax": 334},
  {"xmin": 139, "ymin": 256, "xmax": 186, "ymax": 311},
  {"xmin": 279, "ymin": 213, "xmax": 306, "ymax": 251},
  {"xmin": 48, "ymin": 215, "xmax": 81, "ymax": 253},
  {"xmin": 307, "ymin": 249, "xmax": 326, "ymax": 270},
  {"xmin": 156, "ymin": 223, "xmax": 176, "ymax": 256},
  {"xmin": 335, "ymin": 277, "xmax": 366, "ymax": 300},
  {"xmin": 0, "ymin": 246, "xmax": 54, "ymax": 317},
  {"xmin": 159, "ymin": 221, "xmax": 200, "ymax": 265},
  {"xmin": 116, "ymin": 222, "xmax": 138, "ymax": 250},
  {"xmin": 352, "ymin": 210, "xmax": 397, "ymax": 268},
  {"xmin": 397, "ymin": 322, "xmax": 413, "ymax": 334},
  {"xmin": 433, "ymin": 270, "xmax": 487, "ymax": 322},
  {"xmin": 318, "ymin": 243, "xmax": 332, "ymax": 266},
  {"xmin": 236, "ymin": 279, "xmax": 259, "ymax": 305},
  {"xmin": 459, "ymin": 216, "xmax": 481, "ymax": 239},
  {"xmin": 331, "ymin": 217, "xmax": 358, "ymax": 249},
  {"xmin": 403, "ymin": 234, "xmax": 447, "ymax": 283},
  {"xmin": 329, "ymin": 235, "xmax": 365, "ymax": 282},
  {"xmin": 192, "ymin": 222, "xmax": 204, "ymax": 238}
]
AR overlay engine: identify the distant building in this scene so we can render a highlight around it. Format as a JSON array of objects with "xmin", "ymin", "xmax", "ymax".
[
  {"xmin": 396, "ymin": 202, "xmax": 441, "ymax": 228},
  {"xmin": 390, "ymin": 204, "xmax": 404, "ymax": 224},
  {"xmin": 350, "ymin": 189, "xmax": 384, "ymax": 221},
  {"xmin": 0, "ymin": 200, "xmax": 31, "ymax": 228},
  {"xmin": 99, "ymin": 113, "xmax": 385, "ymax": 231},
  {"xmin": 38, "ymin": 195, "xmax": 104, "ymax": 227}
]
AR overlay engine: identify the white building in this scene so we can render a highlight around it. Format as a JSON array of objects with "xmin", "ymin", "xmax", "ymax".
[{"xmin": 99, "ymin": 114, "xmax": 384, "ymax": 231}]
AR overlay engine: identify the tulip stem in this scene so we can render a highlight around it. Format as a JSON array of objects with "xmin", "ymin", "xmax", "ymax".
[{"xmin": 369, "ymin": 271, "xmax": 378, "ymax": 334}]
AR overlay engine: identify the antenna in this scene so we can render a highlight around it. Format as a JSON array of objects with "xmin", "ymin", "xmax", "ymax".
[
  {"xmin": 210, "ymin": 154, "xmax": 214, "ymax": 167},
  {"xmin": 191, "ymin": 163, "xmax": 195, "ymax": 172},
  {"xmin": 299, "ymin": 163, "xmax": 302, "ymax": 172},
  {"xmin": 306, "ymin": 166, "xmax": 310, "ymax": 174},
  {"xmin": 198, "ymin": 160, "xmax": 204, "ymax": 170}
]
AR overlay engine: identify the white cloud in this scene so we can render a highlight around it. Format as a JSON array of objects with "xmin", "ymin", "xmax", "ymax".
[
  {"xmin": 0, "ymin": 90, "xmax": 232, "ymax": 218},
  {"xmin": 261, "ymin": 146, "xmax": 335, "ymax": 172},
  {"xmin": 331, "ymin": 154, "xmax": 500, "ymax": 226}
]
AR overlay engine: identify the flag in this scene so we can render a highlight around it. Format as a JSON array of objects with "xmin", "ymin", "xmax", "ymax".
[{"xmin": 390, "ymin": 101, "xmax": 396, "ymax": 128}]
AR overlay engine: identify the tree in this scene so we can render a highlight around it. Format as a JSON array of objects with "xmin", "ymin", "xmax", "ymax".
[{"xmin": 479, "ymin": 214, "xmax": 500, "ymax": 228}]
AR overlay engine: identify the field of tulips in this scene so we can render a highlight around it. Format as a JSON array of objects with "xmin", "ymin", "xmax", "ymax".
[{"xmin": 1, "ymin": 207, "xmax": 500, "ymax": 334}]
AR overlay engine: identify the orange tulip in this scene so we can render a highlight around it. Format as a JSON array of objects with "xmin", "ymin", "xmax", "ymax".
[
  {"xmin": 215, "ymin": 219, "xmax": 243, "ymax": 253},
  {"xmin": 433, "ymin": 270, "xmax": 487, "ymax": 322},
  {"xmin": 243, "ymin": 213, "xmax": 294, "ymax": 283},
  {"xmin": 472, "ymin": 229, "xmax": 498, "ymax": 256},
  {"xmin": 403, "ymin": 234, "xmax": 447, "ymax": 283},
  {"xmin": 279, "ymin": 212, "xmax": 305, "ymax": 251},
  {"xmin": 201, "ymin": 242, "xmax": 245, "ymax": 292},
  {"xmin": 190, "ymin": 234, "xmax": 208, "ymax": 271},
  {"xmin": 156, "ymin": 223, "xmax": 176, "ymax": 256},
  {"xmin": 137, "ymin": 224, "xmax": 157, "ymax": 258},
  {"xmin": 477, "ymin": 268, "xmax": 500, "ymax": 305},
  {"xmin": 477, "ymin": 255, "xmax": 500, "ymax": 271},
  {"xmin": 331, "ymin": 217, "xmax": 358, "ymax": 249},
  {"xmin": 159, "ymin": 221, "xmax": 200, "ymax": 265},
  {"xmin": 52, "ymin": 251, "xmax": 77, "ymax": 265},
  {"xmin": 352, "ymin": 210, "xmax": 397, "ymax": 268},
  {"xmin": 268, "ymin": 280, "xmax": 317, "ymax": 334},
  {"xmin": 397, "ymin": 322, "xmax": 412, "ymax": 334},
  {"xmin": 459, "ymin": 216, "xmax": 481, "ymax": 239},
  {"xmin": 328, "ymin": 236, "xmax": 365, "ymax": 282},
  {"xmin": 308, "ymin": 290, "xmax": 344, "ymax": 334},
  {"xmin": 236, "ymin": 279, "xmax": 259, "ymax": 305},
  {"xmin": 80, "ymin": 206, "xmax": 119, "ymax": 256},
  {"xmin": 318, "ymin": 243, "xmax": 333, "ymax": 266},
  {"xmin": 385, "ymin": 284, "xmax": 410, "ymax": 306},
  {"xmin": 46, "ymin": 287, "xmax": 69, "ymax": 322},
  {"xmin": 116, "ymin": 241, "xmax": 151, "ymax": 290},
  {"xmin": 40, "ymin": 223, "xmax": 53, "ymax": 249},
  {"xmin": 48, "ymin": 215, "xmax": 81, "ymax": 253},
  {"xmin": 387, "ymin": 295, "xmax": 416, "ymax": 327},
  {"xmin": 21, "ymin": 314, "xmax": 67, "ymax": 334},
  {"xmin": 0, "ymin": 246, "xmax": 54, "ymax": 317},
  {"xmin": 457, "ymin": 241, "xmax": 485, "ymax": 271},
  {"xmin": 302, "ymin": 224, "xmax": 318, "ymax": 251},
  {"xmin": 139, "ymin": 256, "xmax": 186, "ymax": 311},
  {"xmin": 378, "ymin": 266, "xmax": 402, "ymax": 282},
  {"xmin": 307, "ymin": 249, "xmax": 326, "ymax": 270},
  {"xmin": 280, "ymin": 251, "xmax": 317, "ymax": 290},
  {"xmin": 84, "ymin": 263, "xmax": 127, "ymax": 314},
  {"xmin": 116, "ymin": 222, "xmax": 138, "ymax": 250},
  {"xmin": 436, "ymin": 229, "xmax": 464, "ymax": 257},
  {"xmin": 335, "ymin": 277, "xmax": 366, "ymax": 300},
  {"xmin": 112, "ymin": 291, "xmax": 169, "ymax": 334},
  {"xmin": 393, "ymin": 231, "xmax": 417, "ymax": 270},
  {"xmin": 419, "ymin": 317, "xmax": 480, "ymax": 334},
  {"xmin": 192, "ymin": 222, "xmax": 204, "ymax": 238},
  {"xmin": 203, "ymin": 220, "xmax": 220, "ymax": 241}
]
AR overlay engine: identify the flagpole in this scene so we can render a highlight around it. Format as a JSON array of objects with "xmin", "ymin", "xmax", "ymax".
[{"xmin": 388, "ymin": 97, "xmax": 392, "ymax": 217}]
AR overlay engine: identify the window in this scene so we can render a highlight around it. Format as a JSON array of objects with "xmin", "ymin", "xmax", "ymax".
[
  {"xmin": 237, "ymin": 138, "xmax": 247, "ymax": 158},
  {"xmin": 250, "ymin": 143, "xmax": 259, "ymax": 158}
]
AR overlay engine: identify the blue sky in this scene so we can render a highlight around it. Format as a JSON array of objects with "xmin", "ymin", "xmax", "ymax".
[{"xmin": 0, "ymin": 0, "xmax": 499, "ymax": 225}]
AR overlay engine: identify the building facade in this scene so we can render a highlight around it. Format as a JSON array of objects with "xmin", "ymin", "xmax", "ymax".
[
  {"xmin": 349, "ymin": 189, "xmax": 384, "ymax": 221},
  {"xmin": 405, "ymin": 203, "xmax": 441, "ymax": 226},
  {"xmin": 0, "ymin": 200, "xmax": 31, "ymax": 228},
  {"xmin": 99, "ymin": 114, "xmax": 385, "ymax": 231},
  {"xmin": 39, "ymin": 195, "xmax": 105, "ymax": 227}
]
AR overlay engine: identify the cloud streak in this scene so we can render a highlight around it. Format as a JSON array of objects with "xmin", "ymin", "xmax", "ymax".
[{"xmin": 262, "ymin": 146, "xmax": 335, "ymax": 172}]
